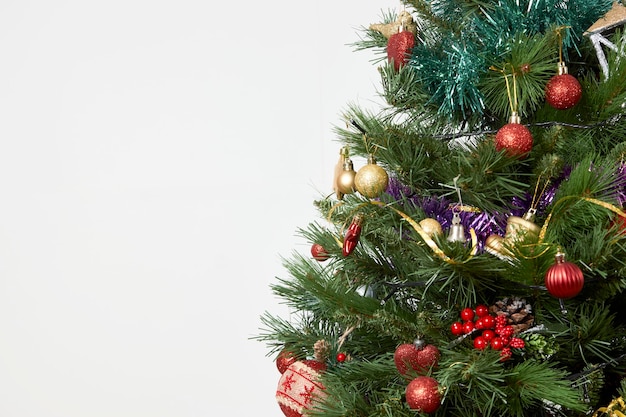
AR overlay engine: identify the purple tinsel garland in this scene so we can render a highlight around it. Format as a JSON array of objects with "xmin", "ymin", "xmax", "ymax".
[{"xmin": 384, "ymin": 161, "xmax": 626, "ymax": 252}]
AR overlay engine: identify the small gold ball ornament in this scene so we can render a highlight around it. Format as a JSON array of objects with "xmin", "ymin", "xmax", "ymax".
[
  {"xmin": 419, "ymin": 218, "xmax": 443, "ymax": 238},
  {"xmin": 337, "ymin": 158, "xmax": 357, "ymax": 195},
  {"xmin": 354, "ymin": 155, "xmax": 389, "ymax": 198}
]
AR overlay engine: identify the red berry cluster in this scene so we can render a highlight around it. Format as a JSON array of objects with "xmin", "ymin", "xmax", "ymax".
[{"xmin": 450, "ymin": 305, "xmax": 525, "ymax": 361}]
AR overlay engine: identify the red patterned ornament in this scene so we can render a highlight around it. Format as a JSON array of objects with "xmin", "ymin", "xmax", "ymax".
[
  {"xmin": 276, "ymin": 360, "xmax": 327, "ymax": 417},
  {"xmin": 387, "ymin": 30, "xmax": 415, "ymax": 71},
  {"xmin": 405, "ymin": 376, "xmax": 442, "ymax": 414},
  {"xmin": 544, "ymin": 249, "xmax": 584, "ymax": 299},
  {"xmin": 545, "ymin": 62, "xmax": 582, "ymax": 110},
  {"xmin": 394, "ymin": 341, "xmax": 440, "ymax": 376},
  {"xmin": 495, "ymin": 112, "xmax": 533, "ymax": 158},
  {"xmin": 342, "ymin": 215, "xmax": 363, "ymax": 256}
]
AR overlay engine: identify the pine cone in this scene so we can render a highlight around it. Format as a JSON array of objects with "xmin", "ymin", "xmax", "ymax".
[
  {"xmin": 489, "ymin": 297, "xmax": 534, "ymax": 334},
  {"xmin": 313, "ymin": 339, "xmax": 331, "ymax": 362}
]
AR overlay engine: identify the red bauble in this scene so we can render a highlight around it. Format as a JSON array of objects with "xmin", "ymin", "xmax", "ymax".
[
  {"xmin": 495, "ymin": 122, "xmax": 533, "ymax": 158},
  {"xmin": 405, "ymin": 376, "xmax": 442, "ymax": 414},
  {"xmin": 276, "ymin": 360, "xmax": 327, "ymax": 417},
  {"xmin": 545, "ymin": 73, "xmax": 582, "ymax": 110},
  {"xmin": 336, "ymin": 352, "xmax": 347, "ymax": 362},
  {"xmin": 276, "ymin": 349, "xmax": 297, "ymax": 374},
  {"xmin": 544, "ymin": 251, "xmax": 584, "ymax": 299},
  {"xmin": 310, "ymin": 243, "xmax": 330, "ymax": 262},
  {"xmin": 387, "ymin": 31, "xmax": 415, "ymax": 71},
  {"xmin": 342, "ymin": 215, "xmax": 363, "ymax": 256},
  {"xmin": 394, "ymin": 343, "xmax": 440, "ymax": 376}
]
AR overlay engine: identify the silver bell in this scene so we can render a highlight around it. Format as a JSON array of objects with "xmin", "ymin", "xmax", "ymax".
[{"xmin": 447, "ymin": 212, "xmax": 466, "ymax": 243}]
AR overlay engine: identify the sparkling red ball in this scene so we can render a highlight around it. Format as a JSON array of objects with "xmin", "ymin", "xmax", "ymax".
[
  {"xmin": 495, "ymin": 123, "xmax": 533, "ymax": 158},
  {"xmin": 545, "ymin": 73, "xmax": 582, "ymax": 110},
  {"xmin": 405, "ymin": 376, "xmax": 442, "ymax": 414},
  {"xmin": 336, "ymin": 352, "xmax": 347, "ymax": 362},
  {"xmin": 394, "ymin": 343, "xmax": 440, "ymax": 376}
]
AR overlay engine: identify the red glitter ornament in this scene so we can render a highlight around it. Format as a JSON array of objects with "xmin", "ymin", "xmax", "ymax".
[
  {"xmin": 405, "ymin": 376, "xmax": 442, "ymax": 414},
  {"xmin": 544, "ymin": 250, "xmax": 584, "ymax": 299},
  {"xmin": 310, "ymin": 243, "xmax": 330, "ymax": 262},
  {"xmin": 276, "ymin": 360, "xmax": 327, "ymax": 417},
  {"xmin": 394, "ymin": 343, "xmax": 440, "ymax": 376},
  {"xmin": 342, "ymin": 215, "xmax": 363, "ymax": 256},
  {"xmin": 545, "ymin": 63, "xmax": 582, "ymax": 110},
  {"xmin": 495, "ymin": 113, "xmax": 533, "ymax": 158},
  {"xmin": 387, "ymin": 31, "xmax": 415, "ymax": 71}
]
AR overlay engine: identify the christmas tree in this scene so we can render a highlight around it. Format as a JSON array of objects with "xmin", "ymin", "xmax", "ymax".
[{"xmin": 255, "ymin": 1, "xmax": 626, "ymax": 416}]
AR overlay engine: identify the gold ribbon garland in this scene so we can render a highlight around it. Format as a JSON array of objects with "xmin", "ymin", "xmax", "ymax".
[{"xmin": 539, "ymin": 196, "xmax": 626, "ymax": 243}]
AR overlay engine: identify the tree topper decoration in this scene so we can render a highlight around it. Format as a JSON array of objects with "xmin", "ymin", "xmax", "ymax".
[{"xmin": 584, "ymin": 1, "xmax": 626, "ymax": 80}]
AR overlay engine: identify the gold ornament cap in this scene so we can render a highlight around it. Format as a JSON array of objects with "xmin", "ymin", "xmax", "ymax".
[{"xmin": 508, "ymin": 111, "xmax": 521, "ymax": 124}]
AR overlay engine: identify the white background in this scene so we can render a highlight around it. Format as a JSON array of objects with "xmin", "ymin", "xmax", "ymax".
[{"xmin": 0, "ymin": 1, "xmax": 395, "ymax": 416}]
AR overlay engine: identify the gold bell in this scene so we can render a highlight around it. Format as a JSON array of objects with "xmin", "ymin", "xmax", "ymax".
[{"xmin": 447, "ymin": 212, "xmax": 466, "ymax": 243}]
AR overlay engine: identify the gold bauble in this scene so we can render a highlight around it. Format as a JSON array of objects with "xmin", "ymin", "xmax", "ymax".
[
  {"xmin": 505, "ymin": 210, "xmax": 540, "ymax": 243},
  {"xmin": 354, "ymin": 155, "xmax": 389, "ymax": 198},
  {"xmin": 419, "ymin": 218, "xmax": 443, "ymax": 238},
  {"xmin": 485, "ymin": 234, "xmax": 512, "ymax": 260},
  {"xmin": 337, "ymin": 158, "xmax": 357, "ymax": 195}
]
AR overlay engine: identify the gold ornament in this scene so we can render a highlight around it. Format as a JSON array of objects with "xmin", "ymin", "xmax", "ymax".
[
  {"xmin": 337, "ymin": 157, "xmax": 357, "ymax": 195},
  {"xmin": 354, "ymin": 155, "xmax": 389, "ymax": 198},
  {"xmin": 485, "ymin": 234, "xmax": 512, "ymax": 261},
  {"xmin": 369, "ymin": 10, "xmax": 418, "ymax": 39},
  {"xmin": 333, "ymin": 147, "xmax": 350, "ymax": 199},
  {"xmin": 505, "ymin": 209, "xmax": 540, "ymax": 244},
  {"xmin": 419, "ymin": 218, "xmax": 443, "ymax": 238}
]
